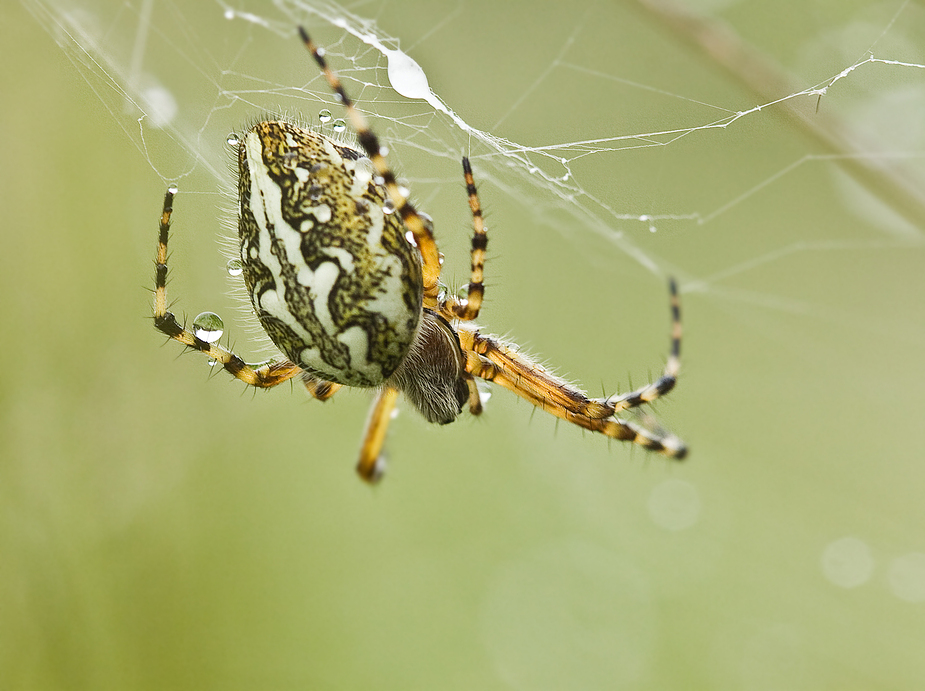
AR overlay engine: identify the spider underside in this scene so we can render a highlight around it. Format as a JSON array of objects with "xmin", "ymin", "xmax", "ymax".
[{"xmin": 152, "ymin": 27, "xmax": 687, "ymax": 482}]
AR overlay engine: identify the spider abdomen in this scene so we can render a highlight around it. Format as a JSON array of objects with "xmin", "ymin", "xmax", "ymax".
[{"xmin": 237, "ymin": 121, "xmax": 423, "ymax": 387}]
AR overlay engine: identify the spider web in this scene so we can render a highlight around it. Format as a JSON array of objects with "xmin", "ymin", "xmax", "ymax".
[
  {"xmin": 29, "ymin": 0, "xmax": 925, "ymax": 283},
  {"xmin": 16, "ymin": 0, "xmax": 925, "ymax": 686}
]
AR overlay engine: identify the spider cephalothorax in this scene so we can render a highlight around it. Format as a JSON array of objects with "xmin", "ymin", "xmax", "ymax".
[{"xmin": 152, "ymin": 27, "xmax": 687, "ymax": 483}]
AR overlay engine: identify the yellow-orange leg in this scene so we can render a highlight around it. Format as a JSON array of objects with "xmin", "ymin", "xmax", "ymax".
[
  {"xmin": 602, "ymin": 278, "xmax": 681, "ymax": 414},
  {"xmin": 357, "ymin": 387, "xmax": 400, "ymax": 483},
  {"xmin": 464, "ymin": 373, "xmax": 484, "ymax": 416},
  {"xmin": 153, "ymin": 188, "xmax": 303, "ymax": 388},
  {"xmin": 458, "ymin": 279, "xmax": 681, "ymax": 421},
  {"xmin": 301, "ymin": 374, "xmax": 342, "ymax": 401},
  {"xmin": 464, "ymin": 344, "xmax": 686, "ymax": 458},
  {"xmin": 298, "ymin": 27, "xmax": 443, "ymax": 306},
  {"xmin": 440, "ymin": 157, "xmax": 488, "ymax": 321},
  {"xmin": 456, "ymin": 277, "xmax": 687, "ymax": 458}
]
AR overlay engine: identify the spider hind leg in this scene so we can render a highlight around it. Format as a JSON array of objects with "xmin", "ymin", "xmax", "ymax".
[{"xmin": 456, "ymin": 279, "xmax": 687, "ymax": 459}]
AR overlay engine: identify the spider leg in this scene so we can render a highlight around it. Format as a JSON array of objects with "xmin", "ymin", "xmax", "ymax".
[
  {"xmin": 301, "ymin": 374, "xmax": 342, "ymax": 401},
  {"xmin": 457, "ymin": 320, "xmax": 686, "ymax": 459},
  {"xmin": 298, "ymin": 27, "xmax": 443, "ymax": 307},
  {"xmin": 153, "ymin": 188, "xmax": 303, "ymax": 389},
  {"xmin": 356, "ymin": 386, "xmax": 400, "ymax": 483},
  {"xmin": 439, "ymin": 157, "xmax": 488, "ymax": 322},
  {"xmin": 464, "ymin": 373, "xmax": 484, "ymax": 416},
  {"xmin": 599, "ymin": 278, "xmax": 681, "ymax": 414}
]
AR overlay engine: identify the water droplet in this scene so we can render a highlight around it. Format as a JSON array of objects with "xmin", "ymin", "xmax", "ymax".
[
  {"xmin": 226, "ymin": 133, "xmax": 240, "ymax": 146},
  {"xmin": 384, "ymin": 48, "xmax": 431, "ymax": 99},
  {"xmin": 224, "ymin": 9, "xmax": 234, "ymax": 19},
  {"xmin": 379, "ymin": 145, "xmax": 389, "ymax": 157},
  {"xmin": 390, "ymin": 407, "xmax": 400, "ymax": 420},
  {"xmin": 316, "ymin": 47, "xmax": 326, "ymax": 59},
  {"xmin": 456, "ymin": 283, "xmax": 470, "ymax": 298},
  {"xmin": 405, "ymin": 230, "xmax": 417, "ymax": 246},
  {"xmin": 208, "ymin": 357, "xmax": 218, "ymax": 367},
  {"xmin": 318, "ymin": 109, "xmax": 332, "ymax": 124},
  {"xmin": 397, "ymin": 184, "xmax": 410, "ymax": 198},
  {"xmin": 638, "ymin": 214, "xmax": 658, "ymax": 233},
  {"xmin": 332, "ymin": 119, "xmax": 346, "ymax": 133},
  {"xmin": 383, "ymin": 199, "xmax": 395, "ymax": 215},
  {"xmin": 308, "ymin": 184, "xmax": 323, "ymax": 201},
  {"xmin": 226, "ymin": 259, "xmax": 243, "ymax": 277},
  {"xmin": 167, "ymin": 183, "xmax": 178, "ymax": 194},
  {"xmin": 192, "ymin": 312, "xmax": 224, "ymax": 343}
]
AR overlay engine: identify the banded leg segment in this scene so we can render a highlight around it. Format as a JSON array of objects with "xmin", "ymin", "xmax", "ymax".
[
  {"xmin": 153, "ymin": 188, "xmax": 303, "ymax": 389},
  {"xmin": 462, "ymin": 341, "xmax": 687, "ymax": 458},
  {"xmin": 298, "ymin": 27, "xmax": 442, "ymax": 306},
  {"xmin": 301, "ymin": 374, "xmax": 342, "ymax": 401},
  {"xmin": 440, "ymin": 157, "xmax": 488, "ymax": 322},
  {"xmin": 602, "ymin": 278, "xmax": 681, "ymax": 414},
  {"xmin": 458, "ymin": 279, "xmax": 682, "ymax": 420},
  {"xmin": 456, "ymin": 278, "xmax": 687, "ymax": 458}
]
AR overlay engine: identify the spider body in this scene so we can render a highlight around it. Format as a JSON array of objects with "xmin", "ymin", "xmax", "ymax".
[
  {"xmin": 151, "ymin": 28, "xmax": 687, "ymax": 482},
  {"xmin": 237, "ymin": 121, "xmax": 470, "ymax": 424},
  {"xmin": 237, "ymin": 121, "xmax": 422, "ymax": 387}
]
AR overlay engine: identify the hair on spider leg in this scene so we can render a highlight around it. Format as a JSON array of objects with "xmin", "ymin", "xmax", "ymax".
[{"xmin": 149, "ymin": 28, "xmax": 688, "ymax": 482}]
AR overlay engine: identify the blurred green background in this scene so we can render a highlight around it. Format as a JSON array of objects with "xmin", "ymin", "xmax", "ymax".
[{"xmin": 3, "ymin": 0, "xmax": 925, "ymax": 688}]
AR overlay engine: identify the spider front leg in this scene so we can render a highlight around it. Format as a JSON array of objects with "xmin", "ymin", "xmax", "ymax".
[
  {"xmin": 153, "ymin": 188, "xmax": 303, "ymax": 389},
  {"xmin": 438, "ymin": 157, "xmax": 488, "ymax": 322},
  {"xmin": 298, "ymin": 27, "xmax": 443, "ymax": 306}
]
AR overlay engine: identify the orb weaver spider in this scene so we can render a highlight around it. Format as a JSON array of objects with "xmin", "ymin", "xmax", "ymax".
[{"xmin": 152, "ymin": 27, "xmax": 687, "ymax": 482}]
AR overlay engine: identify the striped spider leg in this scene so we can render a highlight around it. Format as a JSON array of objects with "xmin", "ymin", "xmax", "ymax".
[
  {"xmin": 456, "ymin": 280, "xmax": 687, "ymax": 458},
  {"xmin": 299, "ymin": 28, "xmax": 488, "ymax": 480},
  {"xmin": 299, "ymin": 27, "xmax": 686, "ymax": 469},
  {"xmin": 154, "ymin": 187, "xmax": 300, "ymax": 390},
  {"xmin": 154, "ymin": 187, "xmax": 345, "ymax": 405},
  {"xmin": 152, "ymin": 28, "xmax": 686, "ymax": 485}
]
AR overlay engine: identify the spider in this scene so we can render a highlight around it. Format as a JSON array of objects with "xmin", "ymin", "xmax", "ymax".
[{"xmin": 152, "ymin": 27, "xmax": 688, "ymax": 482}]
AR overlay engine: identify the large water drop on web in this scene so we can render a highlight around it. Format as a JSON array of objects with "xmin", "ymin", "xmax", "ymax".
[{"xmin": 384, "ymin": 49, "xmax": 430, "ymax": 99}]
